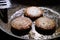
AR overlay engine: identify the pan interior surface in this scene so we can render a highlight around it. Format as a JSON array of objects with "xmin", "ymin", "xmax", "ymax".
[{"xmin": 0, "ymin": 6, "xmax": 60, "ymax": 40}]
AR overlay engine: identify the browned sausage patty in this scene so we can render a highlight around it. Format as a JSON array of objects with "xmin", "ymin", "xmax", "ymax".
[
  {"xmin": 35, "ymin": 17, "xmax": 56, "ymax": 30},
  {"xmin": 11, "ymin": 17, "xmax": 32, "ymax": 30},
  {"xmin": 24, "ymin": 6, "xmax": 44, "ymax": 18}
]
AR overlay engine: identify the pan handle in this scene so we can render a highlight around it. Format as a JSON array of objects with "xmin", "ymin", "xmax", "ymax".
[{"xmin": 0, "ymin": 9, "xmax": 8, "ymax": 23}]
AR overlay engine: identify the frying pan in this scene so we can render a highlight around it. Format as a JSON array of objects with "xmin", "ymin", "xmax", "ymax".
[{"xmin": 0, "ymin": 6, "xmax": 60, "ymax": 40}]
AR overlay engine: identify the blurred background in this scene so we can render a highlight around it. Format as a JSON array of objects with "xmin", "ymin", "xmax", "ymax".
[{"xmin": 11, "ymin": 0, "xmax": 60, "ymax": 6}]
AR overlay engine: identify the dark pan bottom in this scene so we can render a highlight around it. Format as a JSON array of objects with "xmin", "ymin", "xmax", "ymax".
[
  {"xmin": 24, "ymin": 15, "xmax": 43, "ymax": 21},
  {"xmin": 35, "ymin": 26, "xmax": 56, "ymax": 35},
  {"xmin": 11, "ymin": 26, "xmax": 31, "ymax": 36}
]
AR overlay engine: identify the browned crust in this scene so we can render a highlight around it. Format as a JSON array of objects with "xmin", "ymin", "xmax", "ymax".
[
  {"xmin": 24, "ymin": 6, "xmax": 44, "ymax": 18},
  {"xmin": 11, "ymin": 17, "xmax": 32, "ymax": 30},
  {"xmin": 35, "ymin": 17, "xmax": 56, "ymax": 30}
]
